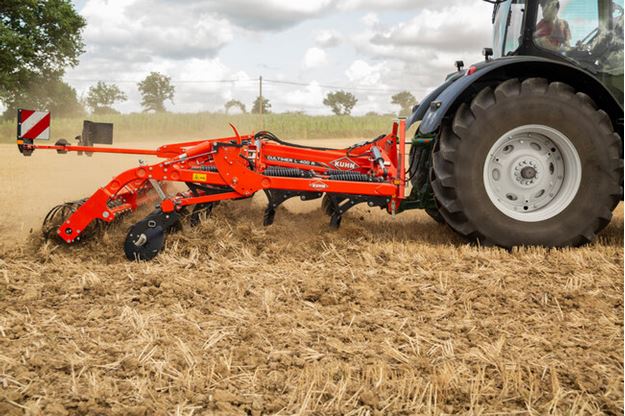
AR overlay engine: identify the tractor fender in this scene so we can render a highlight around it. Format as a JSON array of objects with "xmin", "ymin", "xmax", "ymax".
[
  {"xmin": 414, "ymin": 56, "xmax": 624, "ymax": 136},
  {"xmin": 406, "ymin": 71, "xmax": 464, "ymax": 130}
]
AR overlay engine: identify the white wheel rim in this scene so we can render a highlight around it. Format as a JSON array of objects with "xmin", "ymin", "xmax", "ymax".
[{"xmin": 483, "ymin": 125, "xmax": 582, "ymax": 222}]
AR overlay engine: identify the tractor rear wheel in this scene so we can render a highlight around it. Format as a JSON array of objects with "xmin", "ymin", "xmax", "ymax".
[{"xmin": 431, "ymin": 77, "xmax": 622, "ymax": 247}]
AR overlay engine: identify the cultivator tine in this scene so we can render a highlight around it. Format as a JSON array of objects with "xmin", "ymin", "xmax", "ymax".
[
  {"xmin": 189, "ymin": 203, "xmax": 214, "ymax": 227},
  {"xmin": 263, "ymin": 190, "xmax": 322, "ymax": 226},
  {"xmin": 263, "ymin": 190, "xmax": 278, "ymax": 226},
  {"xmin": 321, "ymin": 194, "xmax": 390, "ymax": 229}
]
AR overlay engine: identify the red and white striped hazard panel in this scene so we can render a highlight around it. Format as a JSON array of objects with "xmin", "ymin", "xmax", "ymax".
[{"xmin": 18, "ymin": 109, "xmax": 51, "ymax": 140}]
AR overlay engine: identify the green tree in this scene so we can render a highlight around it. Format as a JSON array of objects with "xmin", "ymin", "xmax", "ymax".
[
  {"xmin": 251, "ymin": 96, "xmax": 271, "ymax": 114},
  {"xmin": 2, "ymin": 77, "xmax": 85, "ymax": 118},
  {"xmin": 391, "ymin": 91, "xmax": 418, "ymax": 117},
  {"xmin": 137, "ymin": 72, "xmax": 175, "ymax": 112},
  {"xmin": 225, "ymin": 99, "xmax": 246, "ymax": 114},
  {"xmin": 323, "ymin": 90, "xmax": 357, "ymax": 115},
  {"xmin": 0, "ymin": 1, "xmax": 85, "ymax": 112},
  {"xmin": 85, "ymin": 82, "xmax": 127, "ymax": 115}
]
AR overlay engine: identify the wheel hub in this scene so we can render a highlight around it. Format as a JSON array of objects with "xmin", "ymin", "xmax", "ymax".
[
  {"xmin": 520, "ymin": 166, "xmax": 537, "ymax": 180},
  {"xmin": 483, "ymin": 125, "xmax": 582, "ymax": 222}
]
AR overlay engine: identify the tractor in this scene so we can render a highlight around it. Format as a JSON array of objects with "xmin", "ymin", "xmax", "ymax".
[
  {"xmin": 406, "ymin": 0, "xmax": 623, "ymax": 247},
  {"xmin": 15, "ymin": 0, "xmax": 624, "ymax": 260}
]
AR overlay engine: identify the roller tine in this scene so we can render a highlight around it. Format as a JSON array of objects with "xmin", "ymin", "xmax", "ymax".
[
  {"xmin": 43, "ymin": 207, "xmax": 56, "ymax": 225},
  {"xmin": 44, "ymin": 204, "xmax": 62, "ymax": 225}
]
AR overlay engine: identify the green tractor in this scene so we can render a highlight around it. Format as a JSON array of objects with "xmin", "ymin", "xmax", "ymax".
[{"xmin": 407, "ymin": 0, "xmax": 623, "ymax": 247}]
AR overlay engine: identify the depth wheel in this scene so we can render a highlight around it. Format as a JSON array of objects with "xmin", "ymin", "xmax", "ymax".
[
  {"xmin": 431, "ymin": 78, "xmax": 622, "ymax": 247},
  {"xmin": 124, "ymin": 209, "xmax": 180, "ymax": 261}
]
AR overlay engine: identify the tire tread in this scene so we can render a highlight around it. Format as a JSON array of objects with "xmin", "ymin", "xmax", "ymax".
[{"xmin": 431, "ymin": 77, "xmax": 623, "ymax": 248}]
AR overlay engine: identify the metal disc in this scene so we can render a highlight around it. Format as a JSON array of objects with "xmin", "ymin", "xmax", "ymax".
[{"xmin": 124, "ymin": 222, "xmax": 166, "ymax": 261}]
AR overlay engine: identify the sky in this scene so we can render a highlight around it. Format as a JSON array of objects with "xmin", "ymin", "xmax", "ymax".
[{"xmin": 64, "ymin": 0, "xmax": 494, "ymax": 115}]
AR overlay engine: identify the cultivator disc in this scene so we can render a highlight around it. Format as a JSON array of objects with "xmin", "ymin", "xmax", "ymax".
[{"xmin": 124, "ymin": 209, "xmax": 182, "ymax": 261}]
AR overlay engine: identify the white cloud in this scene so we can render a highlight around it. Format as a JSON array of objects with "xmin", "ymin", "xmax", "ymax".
[
  {"xmin": 340, "ymin": 2, "xmax": 492, "ymax": 102},
  {"xmin": 345, "ymin": 60, "xmax": 388, "ymax": 87},
  {"xmin": 315, "ymin": 30, "xmax": 342, "ymax": 48},
  {"xmin": 304, "ymin": 47, "xmax": 328, "ymax": 68},
  {"xmin": 63, "ymin": 0, "xmax": 495, "ymax": 115},
  {"xmin": 178, "ymin": 0, "xmax": 335, "ymax": 31},
  {"xmin": 371, "ymin": 5, "xmax": 491, "ymax": 52},
  {"xmin": 337, "ymin": 0, "xmax": 466, "ymax": 11},
  {"xmin": 281, "ymin": 81, "xmax": 326, "ymax": 114},
  {"xmin": 82, "ymin": 1, "xmax": 234, "ymax": 61},
  {"xmin": 362, "ymin": 12, "xmax": 379, "ymax": 27}
]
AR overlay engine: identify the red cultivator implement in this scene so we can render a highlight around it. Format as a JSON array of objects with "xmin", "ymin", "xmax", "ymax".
[{"xmin": 17, "ymin": 109, "xmax": 416, "ymax": 260}]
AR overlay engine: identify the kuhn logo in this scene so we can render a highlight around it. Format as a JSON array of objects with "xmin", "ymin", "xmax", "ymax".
[
  {"xmin": 331, "ymin": 157, "xmax": 358, "ymax": 171},
  {"xmin": 310, "ymin": 181, "xmax": 328, "ymax": 190}
]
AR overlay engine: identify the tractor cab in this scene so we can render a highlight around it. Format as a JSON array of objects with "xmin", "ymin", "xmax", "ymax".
[{"xmin": 490, "ymin": 0, "xmax": 624, "ymax": 101}]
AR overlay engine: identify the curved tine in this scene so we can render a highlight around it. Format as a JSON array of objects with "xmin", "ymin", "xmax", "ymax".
[
  {"xmin": 43, "ymin": 204, "xmax": 63, "ymax": 225},
  {"xmin": 43, "ymin": 207, "xmax": 58, "ymax": 225},
  {"xmin": 54, "ymin": 204, "xmax": 73, "ymax": 225}
]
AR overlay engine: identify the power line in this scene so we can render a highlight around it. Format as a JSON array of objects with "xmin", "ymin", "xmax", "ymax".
[
  {"xmin": 64, "ymin": 77, "xmax": 402, "ymax": 94},
  {"xmin": 65, "ymin": 78, "xmax": 250, "ymax": 84},
  {"xmin": 264, "ymin": 79, "xmax": 396, "ymax": 93}
]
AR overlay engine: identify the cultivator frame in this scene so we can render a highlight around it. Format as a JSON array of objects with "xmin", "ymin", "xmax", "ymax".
[{"xmin": 17, "ymin": 112, "xmax": 420, "ymax": 260}]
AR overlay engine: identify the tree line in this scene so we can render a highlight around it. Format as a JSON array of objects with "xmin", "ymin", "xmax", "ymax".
[
  {"xmin": 85, "ymin": 72, "xmax": 175, "ymax": 115},
  {"xmin": 226, "ymin": 90, "xmax": 417, "ymax": 117}
]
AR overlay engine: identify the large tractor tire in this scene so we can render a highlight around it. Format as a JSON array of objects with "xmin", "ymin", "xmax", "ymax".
[{"xmin": 431, "ymin": 77, "xmax": 622, "ymax": 247}]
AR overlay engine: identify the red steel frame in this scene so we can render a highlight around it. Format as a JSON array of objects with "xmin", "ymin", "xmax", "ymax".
[{"xmin": 19, "ymin": 120, "xmax": 408, "ymax": 243}]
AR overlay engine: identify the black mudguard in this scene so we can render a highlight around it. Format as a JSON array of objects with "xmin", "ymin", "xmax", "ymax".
[{"xmin": 407, "ymin": 56, "xmax": 623, "ymax": 136}]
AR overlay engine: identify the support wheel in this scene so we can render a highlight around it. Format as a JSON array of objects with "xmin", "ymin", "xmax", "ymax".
[
  {"xmin": 431, "ymin": 78, "xmax": 622, "ymax": 247},
  {"xmin": 124, "ymin": 209, "xmax": 180, "ymax": 261}
]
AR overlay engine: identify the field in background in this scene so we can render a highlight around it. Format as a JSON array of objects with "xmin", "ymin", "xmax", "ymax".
[
  {"xmin": 0, "ymin": 140, "xmax": 622, "ymax": 415},
  {"xmin": 0, "ymin": 113, "xmax": 399, "ymax": 143}
]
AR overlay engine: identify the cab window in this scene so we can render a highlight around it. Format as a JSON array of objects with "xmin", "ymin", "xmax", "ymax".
[{"xmin": 534, "ymin": 0, "xmax": 624, "ymax": 76}]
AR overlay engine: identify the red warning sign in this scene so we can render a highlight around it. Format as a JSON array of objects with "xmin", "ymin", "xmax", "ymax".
[{"xmin": 18, "ymin": 109, "xmax": 50, "ymax": 140}]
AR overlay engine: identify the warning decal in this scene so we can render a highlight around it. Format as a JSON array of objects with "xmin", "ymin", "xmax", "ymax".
[{"xmin": 18, "ymin": 109, "xmax": 51, "ymax": 140}]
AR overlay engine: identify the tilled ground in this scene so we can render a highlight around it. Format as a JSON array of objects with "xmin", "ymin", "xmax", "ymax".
[
  {"xmin": 0, "ymin": 142, "xmax": 623, "ymax": 415},
  {"xmin": 0, "ymin": 199, "xmax": 622, "ymax": 415}
]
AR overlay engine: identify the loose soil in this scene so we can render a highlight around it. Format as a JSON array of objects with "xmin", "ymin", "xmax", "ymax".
[{"xmin": 0, "ymin": 141, "xmax": 622, "ymax": 415}]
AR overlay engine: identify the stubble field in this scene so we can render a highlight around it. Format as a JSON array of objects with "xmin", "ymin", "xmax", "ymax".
[{"xmin": 0, "ymin": 139, "xmax": 622, "ymax": 415}]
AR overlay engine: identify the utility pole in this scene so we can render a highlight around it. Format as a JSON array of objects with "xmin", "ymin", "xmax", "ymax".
[{"xmin": 259, "ymin": 75, "xmax": 264, "ymax": 130}]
